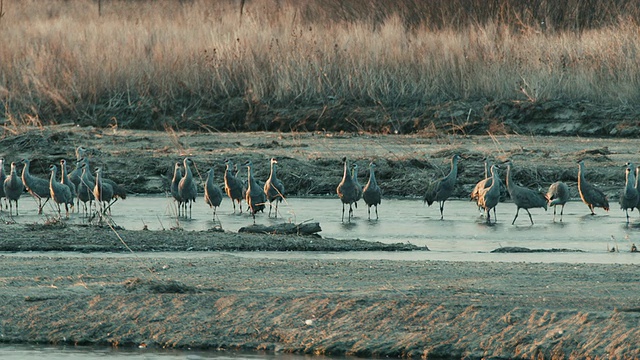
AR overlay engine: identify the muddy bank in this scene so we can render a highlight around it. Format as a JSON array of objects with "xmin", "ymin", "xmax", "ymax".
[
  {"xmin": 0, "ymin": 126, "xmax": 633, "ymax": 201},
  {"xmin": 0, "ymin": 254, "xmax": 638, "ymax": 359},
  {"xmin": 0, "ymin": 223, "xmax": 423, "ymax": 252}
]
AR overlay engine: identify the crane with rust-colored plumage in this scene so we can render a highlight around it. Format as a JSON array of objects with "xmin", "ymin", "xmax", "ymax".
[
  {"xmin": 478, "ymin": 164, "xmax": 501, "ymax": 223},
  {"xmin": 546, "ymin": 181, "xmax": 570, "ymax": 222},
  {"xmin": 264, "ymin": 158, "xmax": 285, "ymax": 218},
  {"xmin": 337, "ymin": 157, "xmax": 358, "ymax": 223}
]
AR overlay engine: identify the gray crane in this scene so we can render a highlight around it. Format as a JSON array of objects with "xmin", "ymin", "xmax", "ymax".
[
  {"xmin": 76, "ymin": 157, "xmax": 126, "ymax": 202},
  {"xmin": 178, "ymin": 157, "xmax": 198, "ymax": 218},
  {"xmin": 93, "ymin": 167, "xmax": 114, "ymax": 215},
  {"xmin": 244, "ymin": 160, "xmax": 266, "ymax": 223},
  {"xmin": 204, "ymin": 167, "xmax": 223, "ymax": 219},
  {"xmin": 504, "ymin": 160, "xmax": 548, "ymax": 225},
  {"xmin": 0, "ymin": 158, "xmax": 6, "ymax": 209},
  {"xmin": 21, "ymin": 158, "xmax": 51, "ymax": 214},
  {"xmin": 60, "ymin": 159, "xmax": 77, "ymax": 213},
  {"xmin": 77, "ymin": 162, "xmax": 95, "ymax": 217},
  {"xmin": 636, "ymin": 166, "xmax": 640, "ymax": 213},
  {"xmin": 351, "ymin": 163, "xmax": 363, "ymax": 207},
  {"xmin": 336, "ymin": 157, "xmax": 358, "ymax": 223},
  {"xmin": 577, "ymin": 160, "xmax": 609, "ymax": 215},
  {"xmin": 49, "ymin": 164, "xmax": 73, "ymax": 217},
  {"xmin": 170, "ymin": 162, "xmax": 183, "ymax": 216},
  {"xmin": 264, "ymin": 158, "xmax": 285, "ymax": 218},
  {"xmin": 362, "ymin": 162, "xmax": 382, "ymax": 220},
  {"xmin": 423, "ymin": 154, "xmax": 461, "ymax": 220},
  {"xmin": 546, "ymin": 181, "xmax": 570, "ymax": 222},
  {"xmin": 3, "ymin": 162, "xmax": 24, "ymax": 216},
  {"xmin": 619, "ymin": 163, "xmax": 638, "ymax": 224},
  {"xmin": 224, "ymin": 159, "xmax": 245, "ymax": 214},
  {"xmin": 478, "ymin": 164, "xmax": 501, "ymax": 223}
]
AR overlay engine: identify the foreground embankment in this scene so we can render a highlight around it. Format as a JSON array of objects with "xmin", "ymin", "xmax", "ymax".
[{"xmin": 0, "ymin": 250, "xmax": 638, "ymax": 359}]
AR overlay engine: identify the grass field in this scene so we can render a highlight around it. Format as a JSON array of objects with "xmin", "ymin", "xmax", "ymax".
[{"xmin": 1, "ymin": 0, "xmax": 639, "ymax": 132}]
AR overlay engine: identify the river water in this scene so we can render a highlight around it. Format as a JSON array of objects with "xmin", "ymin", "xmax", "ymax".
[
  {"xmin": 0, "ymin": 344, "xmax": 342, "ymax": 360},
  {"xmin": 3, "ymin": 195, "xmax": 640, "ymax": 264}
]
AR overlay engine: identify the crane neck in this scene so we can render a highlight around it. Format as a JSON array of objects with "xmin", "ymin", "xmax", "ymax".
[
  {"xmin": 626, "ymin": 169, "xmax": 636, "ymax": 191},
  {"xmin": 50, "ymin": 166, "xmax": 57, "ymax": 184},
  {"xmin": 369, "ymin": 166, "xmax": 377, "ymax": 186},
  {"xmin": 270, "ymin": 162, "xmax": 277, "ymax": 179}
]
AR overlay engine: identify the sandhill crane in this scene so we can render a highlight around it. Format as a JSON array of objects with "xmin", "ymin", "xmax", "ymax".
[
  {"xmin": 224, "ymin": 159, "xmax": 244, "ymax": 213},
  {"xmin": 264, "ymin": 158, "xmax": 285, "ymax": 218},
  {"xmin": 351, "ymin": 163, "xmax": 363, "ymax": 207},
  {"xmin": 244, "ymin": 160, "xmax": 266, "ymax": 224},
  {"xmin": 471, "ymin": 158, "xmax": 507, "ymax": 212},
  {"xmin": 577, "ymin": 160, "xmax": 609, "ymax": 215},
  {"xmin": 504, "ymin": 160, "xmax": 548, "ymax": 225},
  {"xmin": 547, "ymin": 181, "xmax": 570, "ymax": 222},
  {"xmin": 619, "ymin": 163, "xmax": 638, "ymax": 224},
  {"xmin": 636, "ymin": 166, "xmax": 640, "ymax": 213},
  {"xmin": 76, "ymin": 157, "xmax": 126, "ymax": 202},
  {"xmin": 337, "ymin": 157, "xmax": 358, "ymax": 223},
  {"xmin": 362, "ymin": 162, "xmax": 382, "ymax": 220},
  {"xmin": 170, "ymin": 162, "xmax": 183, "ymax": 215},
  {"xmin": 21, "ymin": 158, "xmax": 51, "ymax": 214},
  {"xmin": 59, "ymin": 159, "xmax": 77, "ymax": 212},
  {"xmin": 49, "ymin": 164, "xmax": 73, "ymax": 217},
  {"xmin": 204, "ymin": 167, "xmax": 223, "ymax": 220},
  {"xmin": 478, "ymin": 164, "xmax": 501, "ymax": 223},
  {"xmin": 0, "ymin": 158, "xmax": 6, "ymax": 209},
  {"xmin": 3, "ymin": 162, "xmax": 24, "ymax": 216},
  {"xmin": 77, "ymin": 162, "xmax": 95, "ymax": 216},
  {"xmin": 423, "ymin": 154, "xmax": 461, "ymax": 220},
  {"xmin": 178, "ymin": 157, "xmax": 198, "ymax": 218},
  {"xmin": 470, "ymin": 158, "xmax": 491, "ymax": 211},
  {"xmin": 93, "ymin": 167, "xmax": 114, "ymax": 215}
]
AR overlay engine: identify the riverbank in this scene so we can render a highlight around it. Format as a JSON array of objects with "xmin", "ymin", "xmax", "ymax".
[{"xmin": 0, "ymin": 253, "xmax": 638, "ymax": 359}]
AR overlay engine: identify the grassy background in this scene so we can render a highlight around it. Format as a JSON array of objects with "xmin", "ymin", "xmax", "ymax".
[{"xmin": 1, "ymin": 0, "xmax": 639, "ymax": 132}]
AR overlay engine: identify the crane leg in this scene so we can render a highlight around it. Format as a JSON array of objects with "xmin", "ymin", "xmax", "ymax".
[
  {"xmin": 375, "ymin": 205, "xmax": 378, "ymax": 220},
  {"xmin": 553, "ymin": 206, "xmax": 557, "ymax": 222},
  {"xmin": 512, "ymin": 208, "xmax": 520, "ymax": 225},
  {"xmin": 367, "ymin": 206, "xmax": 371, "ymax": 220},
  {"xmin": 439, "ymin": 201, "xmax": 445, "ymax": 220},
  {"xmin": 526, "ymin": 209, "xmax": 534, "ymax": 225},
  {"xmin": 560, "ymin": 204, "xmax": 565, "ymax": 222},
  {"xmin": 348, "ymin": 203, "xmax": 353, "ymax": 223},
  {"xmin": 341, "ymin": 203, "xmax": 345, "ymax": 222}
]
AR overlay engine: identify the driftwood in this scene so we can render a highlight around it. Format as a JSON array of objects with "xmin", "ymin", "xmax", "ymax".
[{"xmin": 238, "ymin": 222, "xmax": 321, "ymax": 235}]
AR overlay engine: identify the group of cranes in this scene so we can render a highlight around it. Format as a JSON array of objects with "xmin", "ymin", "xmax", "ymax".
[
  {"xmin": 0, "ymin": 147, "xmax": 126, "ymax": 218},
  {"xmin": 337, "ymin": 158, "xmax": 381, "ymax": 223},
  {"xmin": 171, "ymin": 157, "xmax": 285, "ymax": 223},
  {"xmin": 2, "ymin": 149, "xmax": 639, "ymax": 227}
]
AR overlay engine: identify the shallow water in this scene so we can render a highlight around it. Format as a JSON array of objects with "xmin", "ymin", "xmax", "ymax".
[
  {"xmin": 2, "ymin": 195, "xmax": 640, "ymax": 264},
  {"xmin": 0, "ymin": 344, "xmax": 334, "ymax": 360}
]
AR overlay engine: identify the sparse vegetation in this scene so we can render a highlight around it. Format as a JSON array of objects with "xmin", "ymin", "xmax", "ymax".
[{"xmin": 1, "ymin": 0, "xmax": 640, "ymax": 132}]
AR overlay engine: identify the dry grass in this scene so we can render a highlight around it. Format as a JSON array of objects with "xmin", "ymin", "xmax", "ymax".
[{"xmin": 1, "ymin": 0, "xmax": 640, "ymax": 128}]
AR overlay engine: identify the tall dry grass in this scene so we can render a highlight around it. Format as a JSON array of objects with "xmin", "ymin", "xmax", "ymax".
[{"xmin": 1, "ymin": 0, "xmax": 639, "ymax": 129}]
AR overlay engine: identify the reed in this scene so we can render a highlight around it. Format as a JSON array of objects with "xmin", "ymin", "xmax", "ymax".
[{"xmin": 1, "ymin": 0, "xmax": 639, "ymax": 130}]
